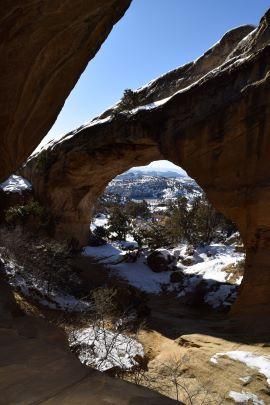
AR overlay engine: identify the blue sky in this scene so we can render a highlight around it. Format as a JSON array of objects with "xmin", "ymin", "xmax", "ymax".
[{"xmin": 39, "ymin": 0, "xmax": 269, "ymax": 171}]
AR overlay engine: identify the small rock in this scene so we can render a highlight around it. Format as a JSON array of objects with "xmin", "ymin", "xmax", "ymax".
[
  {"xmin": 181, "ymin": 256, "xmax": 194, "ymax": 266},
  {"xmin": 185, "ymin": 245, "xmax": 195, "ymax": 256}
]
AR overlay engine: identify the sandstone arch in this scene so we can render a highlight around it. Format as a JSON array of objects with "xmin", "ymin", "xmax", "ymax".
[
  {"xmin": 0, "ymin": 0, "xmax": 131, "ymax": 183},
  {"xmin": 23, "ymin": 11, "xmax": 270, "ymax": 317}
]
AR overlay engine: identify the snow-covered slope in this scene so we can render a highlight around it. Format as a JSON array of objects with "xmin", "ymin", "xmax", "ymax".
[{"xmin": 83, "ymin": 241, "xmax": 244, "ymax": 310}]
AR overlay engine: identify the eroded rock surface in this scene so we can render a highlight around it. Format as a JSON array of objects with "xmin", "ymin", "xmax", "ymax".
[
  {"xmin": 0, "ymin": 273, "xmax": 177, "ymax": 404},
  {"xmin": 0, "ymin": 0, "xmax": 131, "ymax": 183},
  {"xmin": 23, "ymin": 10, "xmax": 270, "ymax": 317}
]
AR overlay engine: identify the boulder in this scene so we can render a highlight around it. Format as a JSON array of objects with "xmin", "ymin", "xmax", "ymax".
[
  {"xmin": 147, "ymin": 249, "xmax": 176, "ymax": 273},
  {"xmin": 224, "ymin": 232, "xmax": 242, "ymax": 245},
  {"xmin": 180, "ymin": 256, "xmax": 195, "ymax": 266}
]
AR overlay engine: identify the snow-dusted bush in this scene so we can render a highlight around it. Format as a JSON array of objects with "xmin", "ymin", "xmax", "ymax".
[
  {"xmin": 125, "ymin": 200, "xmax": 150, "ymax": 219},
  {"xmin": 69, "ymin": 286, "xmax": 147, "ymax": 374},
  {"xmin": 70, "ymin": 325, "xmax": 144, "ymax": 372},
  {"xmin": 0, "ymin": 229, "xmax": 86, "ymax": 308}
]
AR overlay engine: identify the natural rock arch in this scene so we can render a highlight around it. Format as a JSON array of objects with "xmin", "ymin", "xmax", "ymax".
[
  {"xmin": 23, "ymin": 11, "xmax": 270, "ymax": 317},
  {"xmin": 0, "ymin": 0, "xmax": 131, "ymax": 183}
]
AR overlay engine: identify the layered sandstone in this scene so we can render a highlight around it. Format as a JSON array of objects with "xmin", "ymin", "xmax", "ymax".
[
  {"xmin": 0, "ymin": 0, "xmax": 131, "ymax": 183},
  {"xmin": 23, "ymin": 10, "xmax": 270, "ymax": 318}
]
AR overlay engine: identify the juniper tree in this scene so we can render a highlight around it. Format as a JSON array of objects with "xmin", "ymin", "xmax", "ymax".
[{"xmin": 108, "ymin": 206, "xmax": 131, "ymax": 240}]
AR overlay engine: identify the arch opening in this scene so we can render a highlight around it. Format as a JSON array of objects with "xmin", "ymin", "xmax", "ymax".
[{"xmin": 87, "ymin": 160, "xmax": 245, "ymax": 314}]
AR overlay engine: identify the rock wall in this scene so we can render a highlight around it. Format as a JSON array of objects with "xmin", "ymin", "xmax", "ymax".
[
  {"xmin": 23, "ymin": 10, "xmax": 270, "ymax": 317},
  {"xmin": 0, "ymin": 0, "xmax": 131, "ymax": 183}
]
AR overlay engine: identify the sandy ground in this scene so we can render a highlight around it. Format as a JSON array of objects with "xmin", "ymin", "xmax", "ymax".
[
  {"xmin": 0, "ymin": 271, "xmax": 177, "ymax": 405},
  {"xmin": 74, "ymin": 255, "xmax": 270, "ymax": 404}
]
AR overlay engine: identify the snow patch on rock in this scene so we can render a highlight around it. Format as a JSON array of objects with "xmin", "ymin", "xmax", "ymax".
[
  {"xmin": 229, "ymin": 390, "xmax": 264, "ymax": 404},
  {"xmin": 211, "ymin": 351, "xmax": 270, "ymax": 386}
]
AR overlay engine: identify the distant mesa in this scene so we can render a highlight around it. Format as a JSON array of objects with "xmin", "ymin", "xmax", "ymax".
[{"xmin": 118, "ymin": 169, "xmax": 187, "ymax": 179}]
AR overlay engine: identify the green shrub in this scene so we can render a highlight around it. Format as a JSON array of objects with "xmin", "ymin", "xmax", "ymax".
[
  {"xmin": 125, "ymin": 200, "xmax": 150, "ymax": 219},
  {"xmin": 117, "ymin": 89, "xmax": 140, "ymax": 112},
  {"xmin": 5, "ymin": 200, "xmax": 45, "ymax": 224},
  {"xmin": 139, "ymin": 222, "xmax": 171, "ymax": 250},
  {"xmin": 35, "ymin": 150, "xmax": 48, "ymax": 170},
  {"xmin": 166, "ymin": 194, "xmax": 237, "ymax": 247},
  {"xmin": 108, "ymin": 206, "xmax": 131, "ymax": 240}
]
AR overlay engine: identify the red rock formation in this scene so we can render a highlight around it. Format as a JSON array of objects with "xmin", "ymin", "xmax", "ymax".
[
  {"xmin": 23, "ymin": 11, "xmax": 270, "ymax": 317},
  {"xmin": 0, "ymin": 0, "xmax": 131, "ymax": 183}
]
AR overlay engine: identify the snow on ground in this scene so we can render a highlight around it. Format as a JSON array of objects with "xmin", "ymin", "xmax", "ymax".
[
  {"xmin": 90, "ymin": 214, "xmax": 109, "ymax": 231},
  {"xmin": 0, "ymin": 175, "xmax": 32, "ymax": 194},
  {"xmin": 84, "ymin": 243, "xmax": 123, "ymax": 261},
  {"xmin": 69, "ymin": 326, "xmax": 144, "ymax": 371},
  {"xmin": 90, "ymin": 216, "xmax": 138, "ymax": 249},
  {"xmin": 204, "ymin": 284, "xmax": 237, "ymax": 309},
  {"xmin": 239, "ymin": 376, "xmax": 252, "ymax": 384},
  {"xmin": 210, "ymin": 351, "xmax": 270, "ymax": 386},
  {"xmin": 0, "ymin": 257, "xmax": 90, "ymax": 312},
  {"xmin": 178, "ymin": 244, "xmax": 243, "ymax": 284},
  {"xmin": 112, "ymin": 254, "xmax": 171, "ymax": 293},
  {"xmin": 229, "ymin": 391, "xmax": 265, "ymax": 404},
  {"xmin": 176, "ymin": 244, "xmax": 244, "ymax": 308},
  {"xmin": 84, "ymin": 244, "xmax": 171, "ymax": 293},
  {"xmin": 155, "ymin": 205, "xmax": 168, "ymax": 211},
  {"xmin": 83, "ymin": 242, "xmax": 244, "ymax": 308}
]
